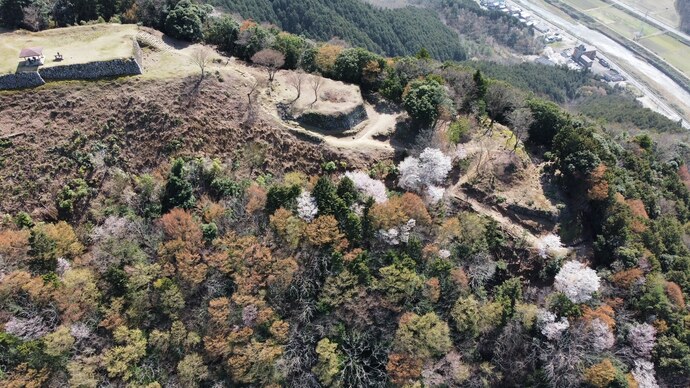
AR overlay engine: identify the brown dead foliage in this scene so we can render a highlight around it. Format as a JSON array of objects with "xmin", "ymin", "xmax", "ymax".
[{"xmin": 0, "ymin": 76, "xmax": 340, "ymax": 216}]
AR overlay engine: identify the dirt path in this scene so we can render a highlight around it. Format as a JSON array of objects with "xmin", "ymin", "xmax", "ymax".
[
  {"xmin": 354, "ymin": 104, "xmax": 398, "ymax": 140},
  {"xmin": 292, "ymin": 103, "xmax": 399, "ymax": 155},
  {"xmin": 217, "ymin": 48, "xmax": 563, "ymax": 251},
  {"xmin": 454, "ymin": 191, "xmax": 538, "ymax": 245}
]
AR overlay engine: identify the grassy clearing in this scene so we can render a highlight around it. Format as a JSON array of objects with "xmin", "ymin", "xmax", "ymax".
[{"xmin": 0, "ymin": 24, "xmax": 137, "ymax": 74}]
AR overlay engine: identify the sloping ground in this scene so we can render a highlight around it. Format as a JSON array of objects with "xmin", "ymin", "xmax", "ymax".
[
  {"xmin": 0, "ymin": 24, "xmax": 562, "ymax": 258},
  {"xmin": 452, "ymin": 125, "xmax": 563, "ymax": 234},
  {"xmin": 0, "ymin": 75, "xmax": 346, "ymax": 215}
]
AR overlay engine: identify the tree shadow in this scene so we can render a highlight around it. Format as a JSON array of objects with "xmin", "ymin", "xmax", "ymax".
[
  {"xmin": 180, "ymin": 75, "xmax": 207, "ymax": 109},
  {"xmin": 161, "ymin": 35, "xmax": 192, "ymax": 50},
  {"xmin": 364, "ymin": 93, "xmax": 400, "ymax": 115},
  {"xmin": 388, "ymin": 119, "xmax": 417, "ymax": 151}
]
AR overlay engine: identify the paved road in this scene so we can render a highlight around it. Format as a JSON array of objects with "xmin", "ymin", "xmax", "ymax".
[{"xmin": 514, "ymin": 0, "xmax": 690, "ymax": 127}]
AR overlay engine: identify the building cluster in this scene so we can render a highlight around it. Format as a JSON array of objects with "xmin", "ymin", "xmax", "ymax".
[
  {"xmin": 480, "ymin": 0, "xmax": 561, "ymax": 41},
  {"xmin": 571, "ymin": 44, "xmax": 597, "ymax": 68}
]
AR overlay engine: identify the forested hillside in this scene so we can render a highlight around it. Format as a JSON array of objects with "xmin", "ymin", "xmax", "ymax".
[
  {"xmin": 2, "ymin": 1, "xmax": 690, "ymax": 387},
  {"xmin": 207, "ymin": 0, "xmax": 467, "ymax": 60}
]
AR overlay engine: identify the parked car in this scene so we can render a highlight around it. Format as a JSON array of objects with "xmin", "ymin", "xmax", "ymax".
[{"xmin": 599, "ymin": 58, "xmax": 610, "ymax": 67}]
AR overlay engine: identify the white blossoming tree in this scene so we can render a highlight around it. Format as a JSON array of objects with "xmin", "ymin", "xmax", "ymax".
[
  {"xmin": 379, "ymin": 228, "xmax": 401, "ymax": 245},
  {"xmin": 379, "ymin": 219, "xmax": 416, "ymax": 245},
  {"xmin": 554, "ymin": 261, "xmax": 600, "ymax": 303},
  {"xmin": 4, "ymin": 316, "xmax": 50, "ymax": 340},
  {"xmin": 588, "ymin": 319, "xmax": 615, "ymax": 351},
  {"xmin": 398, "ymin": 148, "xmax": 452, "ymax": 195},
  {"xmin": 537, "ymin": 309, "xmax": 569, "ymax": 341},
  {"xmin": 628, "ymin": 322, "xmax": 657, "ymax": 359},
  {"xmin": 631, "ymin": 359, "xmax": 659, "ymax": 388},
  {"xmin": 426, "ymin": 185, "xmax": 446, "ymax": 204},
  {"xmin": 296, "ymin": 191, "xmax": 318, "ymax": 222},
  {"xmin": 537, "ymin": 234, "xmax": 564, "ymax": 259},
  {"xmin": 344, "ymin": 171, "xmax": 388, "ymax": 203}
]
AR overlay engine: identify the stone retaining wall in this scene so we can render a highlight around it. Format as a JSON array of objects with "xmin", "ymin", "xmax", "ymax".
[
  {"xmin": 131, "ymin": 38, "xmax": 143, "ymax": 67},
  {"xmin": 0, "ymin": 72, "xmax": 46, "ymax": 90},
  {"xmin": 39, "ymin": 57, "xmax": 142, "ymax": 80},
  {"xmin": 297, "ymin": 104, "xmax": 368, "ymax": 133},
  {"xmin": 1, "ymin": 40, "xmax": 143, "ymax": 91}
]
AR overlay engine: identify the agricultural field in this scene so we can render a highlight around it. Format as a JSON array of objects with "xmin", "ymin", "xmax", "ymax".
[
  {"xmin": 562, "ymin": 0, "xmax": 690, "ymax": 77},
  {"xmin": 617, "ymin": 0, "xmax": 681, "ymax": 27},
  {"xmin": 0, "ymin": 24, "xmax": 137, "ymax": 74}
]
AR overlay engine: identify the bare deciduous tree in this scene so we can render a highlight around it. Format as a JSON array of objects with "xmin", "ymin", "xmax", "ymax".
[
  {"xmin": 485, "ymin": 81, "xmax": 519, "ymax": 126},
  {"xmin": 190, "ymin": 48, "xmax": 212, "ymax": 80},
  {"xmin": 288, "ymin": 70, "xmax": 306, "ymax": 103},
  {"xmin": 310, "ymin": 74, "xmax": 324, "ymax": 104},
  {"xmin": 247, "ymin": 78, "xmax": 262, "ymax": 105},
  {"xmin": 251, "ymin": 49, "xmax": 285, "ymax": 83},
  {"xmin": 245, "ymin": 78, "xmax": 265, "ymax": 126},
  {"xmin": 507, "ymin": 107, "xmax": 534, "ymax": 151}
]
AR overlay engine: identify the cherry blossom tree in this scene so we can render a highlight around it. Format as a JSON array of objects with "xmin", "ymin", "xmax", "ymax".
[
  {"xmin": 426, "ymin": 185, "xmax": 445, "ymax": 204},
  {"xmin": 588, "ymin": 319, "xmax": 614, "ymax": 351},
  {"xmin": 379, "ymin": 219, "xmax": 416, "ymax": 245},
  {"xmin": 296, "ymin": 191, "xmax": 318, "ymax": 222},
  {"xmin": 537, "ymin": 310, "xmax": 569, "ymax": 341},
  {"xmin": 537, "ymin": 234, "xmax": 564, "ymax": 259},
  {"xmin": 554, "ymin": 261, "xmax": 600, "ymax": 303},
  {"xmin": 628, "ymin": 322, "xmax": 656, "ymax": 359},
  {"xmin": 344, "ymin": 171, "xmax": 388, "ymax": 203},
  {"xmin": 398, "ymin": 148, "xmax": 452, "ymax": 200},
  {"xmin": 631, "ymin": 359, "xmax": 659, "ymax": 388},
  {"xmin": 4, "ymin": 316, "xmax": 50, "ymax": 340}
]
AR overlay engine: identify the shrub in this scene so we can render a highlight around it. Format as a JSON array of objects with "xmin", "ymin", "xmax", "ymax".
[
  {"xmin": 583, "ymin": 359, "xmax": 617, "ymax": 388},
  {"xmin": 161, "ymin": 159, "xmax": 196, "ymax": 212},
  {"xmin": 402, "ymin": 78, "xmax": 450, "ymax": 125},
  {"xmin": 165, "ymin": 0, "xmax": 211, "ymax": 42},
  {"xmin": 394, "ymin": 312, "xmax": 451, "ymax": 360}
]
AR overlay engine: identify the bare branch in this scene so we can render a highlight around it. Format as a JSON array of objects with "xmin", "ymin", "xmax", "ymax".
[
  {"xmin": 251, "ymin": 49, "xmax": 285, "ymax": 83},
  {"xmin": 288, "ymin": 70, "xmax": 306, "ymax": 103},
  {"xmin": 310, "ymin": 74, "xmax": 324, "ymax": 105},
  {"xmin": 190, "ymin": 47, "xmax": 212, "ymax": 80}
]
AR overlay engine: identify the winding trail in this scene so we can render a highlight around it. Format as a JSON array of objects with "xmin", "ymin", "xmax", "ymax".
[{"xmin": 274, "ymin": 102, "xmax": 401, "ymax": 156}]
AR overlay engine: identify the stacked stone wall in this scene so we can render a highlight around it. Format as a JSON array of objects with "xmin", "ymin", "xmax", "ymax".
[
  {"xmin": 0, "ymin": 37, "xmax": 144, "ymax": 91},
  {"xmin": 39, "ymin": 58, "xmax": 142, "ymax": 80},
  {"xmin": 132, "ymin": 38, "xmax": 143, "ymax": 67},
  {"xmin": 297, "ymin": 104, "xmax": 368, "ymax": 133},
  {"xmin": 0, "ymin": 72, "xmax": 46, "ymax": 90}
]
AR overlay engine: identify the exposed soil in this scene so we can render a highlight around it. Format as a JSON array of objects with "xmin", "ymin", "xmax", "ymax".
[{"xmin": 449, "ymin": 124, "xmax": 567, "ymax": 252}]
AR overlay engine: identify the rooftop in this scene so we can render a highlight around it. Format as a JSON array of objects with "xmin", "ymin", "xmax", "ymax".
[{"xmin": 19, "ymin": 47, "xmax": 43, "ymax": 58}]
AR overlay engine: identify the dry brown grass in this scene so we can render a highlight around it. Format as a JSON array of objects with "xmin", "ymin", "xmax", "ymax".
[{"xmin": 0, "ymin": 74, "xmax": 344, "ymax": 215}]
